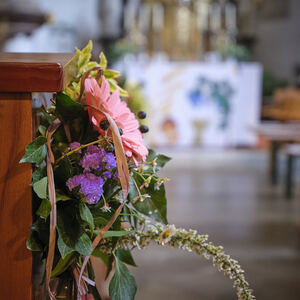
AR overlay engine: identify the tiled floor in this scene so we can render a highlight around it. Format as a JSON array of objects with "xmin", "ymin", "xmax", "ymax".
[{"xmin": 131, "ymin": 149, "xmax": 300, "ymax": 300}]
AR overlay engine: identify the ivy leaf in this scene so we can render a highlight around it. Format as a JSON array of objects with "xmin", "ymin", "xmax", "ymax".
[
  {"xmin": 56, "ymin": 92, "xmax": 84, "ymax": 121},
  {"xmin": 109, "ymin": 257, "xmax": 137, "ymax": 300},
  {"xmin": 75, "ymin": 233, "xmax": 93, "ymax": 256},
  {"xmin": 92, "ymin": 248, "xmax": 110, "ymax": 267},
  {"xmin": 57, "ymin": 207, "xmax": 82, "ymax": 248},
  {"xmin": 36, "ymin": 198, "xmax": 52, "ymax": 219},
  {"xmin": 64, "ymin": 55, "xmax": 79, "ymax": 87},
  {"xmin": 32, "ymin": 166, "xmax": 46, "ymax": 185},
  {"xmin": 33, "ymin": 177, "xmax": 48, "ymax": 199},
  {"xmin": 146, "ymin": 149, "xmax": 171, "ymax": 171},
  {"xmin": 26, "ymin": 233, "xmax": 42, "ymax": 251},
  {"xmin": 116, "ymin": 248, "xmax": 137, "ymax": 267},
  {"xmin": 130, "ymin": 175, "xmax": 168, "ymax": 224},
  {"xmin": 79, "ymin": 202, "xmax": 94, "ymax": 232},
  {"xmin": 58, "ymin": 234, "xmax": 73, "ymax": 259},
  {"xmin": 108, "ymin": 78, "xmax": 129, "ymax": 97},
  {"xmin": 103, "ymin": 69, "xmax": 120, "ymax": 79},
  {"xmin": 76, "ymin": 40, "xmax": 93, "ymax": 72},
  {"xmin": 51, "ymin": 252, "xmax": 77, "ymax": 277},
  {"xmin": 99, "ymin": 52, "xmax": 107, "ymax": 70},
  {"xmin": 20, "ymin": 136, "xmax": 47, "ymax": 166},
  {"xmin": 56, "ymin": 191, "xmax": 72, "ymax": 202}
]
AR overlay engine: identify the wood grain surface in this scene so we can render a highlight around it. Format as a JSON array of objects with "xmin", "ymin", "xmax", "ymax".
[
  {"xmin": 0, "ymin": 93, "xmax": 33, "ymax": 299},
  {"xmin": 0, "ymin": 53, "xmax": 74, "ymax": 92}
]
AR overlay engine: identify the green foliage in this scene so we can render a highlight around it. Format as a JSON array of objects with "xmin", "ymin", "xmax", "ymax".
[
  {"xmin": 36, "ymin": 198, "xmax": 52, "ymax": 219},
  {"xmin": 26, "ymin": 233, "xmax": 42, "ymax": 251},
  {"xmin": 262, "ymin": 71, "xmax": 288, "ymax": 97},
  {"xmin": 108, "ymin": 78, "xmax": 129, "ymax": 97},
  {"xmin": 130, "ymin": 175, "xmax": 168, "ymax": 224},
  {"xmin": 74, "ymin": 233, "xmax": 93, "ymax": 256},
  {"xmin": 32, "ymin": 166, "xmax": 46, "ymax": 184},
  {"xmin": 56, "ymin": 92, "xmax": 84, "ymax": 121},
  {"xmin": 20, "ymin": 136, "xmax": 47, "ymax": 166},
  {"xmin": 51, "ymin": 252, "xmax": 77, "ymax": 277},
  {"xmin": 79, "ymin": 202, "xmax": 94, "ymax": 232},
  {"xmin": 58, "ymin": 235, "xmax": 74, "ymax": 259},
  {"xmin": 116, "ymin": 248, "xmax": 137, "ymax": 267},
  {"xmin": 109, "ymin": 257, "xmax": 137, "ymax": 300},
  {"xmin": 92, "ymin": 248, "xmax": 110, "ymax": 267},
  {"xmin": 99, "ymin": 52, "xmax": 108, "ymax": 70},
  {"xmin": 103, "ymin": 231, "xmax": 133, "ymax": 238},
  {"xmin": 33, "ymin": 177, "xmax": 48, "ymax": 199},
  {"xmin": 146, "ymin": 149, "xmax": 171, "ymax": 171}
]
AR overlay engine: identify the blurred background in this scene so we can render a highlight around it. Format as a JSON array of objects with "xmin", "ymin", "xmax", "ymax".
[{"xmin": 1, "ymin": 0, "xmax": 300, "ymax": 299}]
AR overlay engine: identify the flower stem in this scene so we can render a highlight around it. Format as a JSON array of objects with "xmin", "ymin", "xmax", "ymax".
[{"xmin": 55, "ymin": 138, "xmax": 105, "ymax": 164}]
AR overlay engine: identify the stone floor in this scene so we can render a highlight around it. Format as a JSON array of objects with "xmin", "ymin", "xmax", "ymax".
[{"xmin": 131, "ymin": 149, "xmax": 300, "ymax": 300}]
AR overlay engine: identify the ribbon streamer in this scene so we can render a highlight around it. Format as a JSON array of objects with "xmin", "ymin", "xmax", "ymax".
[
  {"xmin": 78, "ymin": 102, "xmax": 130, "ymax": 292},
  {"xmin": 45, "ymin": 119, "xmax": 62, "ymax": 300}
]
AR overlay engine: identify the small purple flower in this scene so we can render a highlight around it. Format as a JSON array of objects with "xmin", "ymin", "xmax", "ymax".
[
  {"xmin": 87, "ymin": 145, "xmax": 101, "ymax": 154},
  {"xmin": 80, "ymin": 173, "xmax": 104, "ymax": 204},
  {"xmin": 66, "ymin": 173, "xmax": 104, "ymax": 204},
  {"xmin": 70, "ymin": 142, "xmax": 81, "ymax": 153},
  {"xmin": 102, "ymin": 171, "xmax": 112, "ymax": 179},
  {"xmin": 103, "ymin": 152, "xmax": 117, "ymax": 169},
  {"xmin": 80, "ymin": 152, "xmax": 102, "ymax": 172},
  {"xmin": 66, "ymin": 174, "xmax": 84, "ymax": 191}
]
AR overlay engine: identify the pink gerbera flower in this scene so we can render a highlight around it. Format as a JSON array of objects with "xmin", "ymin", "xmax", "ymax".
[{"xmin": 84, "ymin": 76, "xmax": 148, "ymax": 165}]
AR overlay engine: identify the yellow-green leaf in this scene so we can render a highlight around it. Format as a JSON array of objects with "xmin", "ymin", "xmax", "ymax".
[
  {"xmin": 104, "ymin": 69, "xmax": 121, "ymax": 79},
  {"xmin": 99, "ymin": 52, "xmax": 107, "ymax": 70}
]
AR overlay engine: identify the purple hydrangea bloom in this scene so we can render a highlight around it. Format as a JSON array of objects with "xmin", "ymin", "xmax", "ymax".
[
  {"xmin": 79, "ymin": 173, "xmax": 104, "ymax": 204},
  {"xmin": 80, "ymin": 152, "xmax": 102, "ymax": 172},
  {"xmin": 70, "ymin": 142, "xmax": 81, "ymax": 153},
  {"xmin": 102, "ymin": 170, "xmax": 112, "ymax": 179},
  {"xmin": 66, "ymin": 173, "xmax": 104, "ymax": 204},
  {"xmin": 66, "ymin": 174, "xmax": 84, "ymax": 191},
  {"xmin": 86, "ymin": 145, "xmax": 101, "ymax": 154},
  {"xmin": 103, "ymin": 152, "xmax": 117, "ymax": 169}
]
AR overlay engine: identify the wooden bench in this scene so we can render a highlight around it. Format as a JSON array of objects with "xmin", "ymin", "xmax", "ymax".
[{"xmin": 0, "ymin": 52, "xmax": 73, "ymax": 299}]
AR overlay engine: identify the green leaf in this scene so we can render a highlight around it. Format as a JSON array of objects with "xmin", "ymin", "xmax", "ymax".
[
  {"xmin": 26, "ymin": 233, "xmax": 42, "ymax": 251},
  {"xmin": 33, "ymin": 177, "xmax": 48, "ymax": 199},
  {"xmin": 79, "ymin": 202, "xmax": 94, "ymax": 232},
  {"xmin": 56, "ymin": 191, "xmax": 72, "ymax": 202},
  {"xmin": 146, "ymin": 149, "xmax": 171, "ymax": 171},
  {"xmin": 51, "ymin": 252, "xmax": 76, "ymax": 277},
  {"xmin": 103, "ymin": 69, "xmax": 120, "ymax": 79},
  {"xmin": 57, "ymin": 207, "xmax": 82, "ymax": 249},
  {"xmin": 130, "ymin": 175, "xmax": 168, "ymax": 224},
  {"xmin": 92, "ymin": 248, "xmax": 110, "ymax": 267},
  {"xmin": 103, "ymin": 231, "xmax": 133, "ymax": 238},
  {"xmin": 108, "ymin": 78, "xmax": 129, "ymax": 97},
  {"xmin": 77, "ymin": 40, "xmax": 93, "ymax": 71},
  {"xmin": 109, "ymin": 257, "xmax": 137, "ymax": 300},
  {"xmin": 75, "ymin": 233, "xmax": 93, "ymax": 256},
  {"xmin": 99, "ymin": 52, "xmax": 107, "ymax": 70},
  {"xmin": 32, "ymin": 166, "xmax": 46, "ymax": 184},
  {"xmin": 56, "ymin": 92, "xmax": 84, "ymax": 121},
  {"xmin": 116, "ymin": 248, "xmax": 137, "ymax": 267},
  {"xmin": 20, "ymin": 136, "xmax": 47, "ymax": 166},
  {"xmin": 64, "ymin": 54, "xmax": 80, "ymax": 87},
  {"xmin": 58, "ymin": 234, "xmax": 74, "ymax": 259},
  {"xmin": 36, "ymin": 198, "xmax": 52, "ymax": 219}
]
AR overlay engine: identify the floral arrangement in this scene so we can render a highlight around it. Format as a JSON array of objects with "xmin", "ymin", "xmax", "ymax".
[{"xmin": 21, "ymin": 41, "xmax": 254, "ymax": 300}]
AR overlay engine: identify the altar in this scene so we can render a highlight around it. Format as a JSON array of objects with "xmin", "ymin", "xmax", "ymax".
[{"xmin": 123, "ymin": 60, "xmax": 263, "ymax": 148}]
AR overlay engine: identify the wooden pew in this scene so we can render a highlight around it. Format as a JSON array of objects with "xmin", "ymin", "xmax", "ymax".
[{"xmin": 0, "ymin": 52, "xmax": 73, "ymax": 299}]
